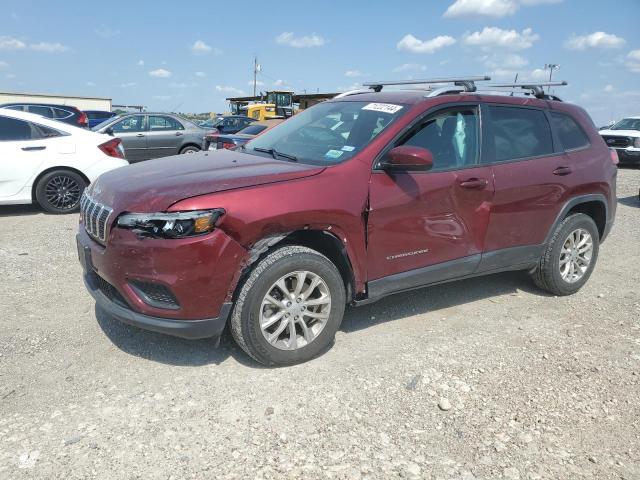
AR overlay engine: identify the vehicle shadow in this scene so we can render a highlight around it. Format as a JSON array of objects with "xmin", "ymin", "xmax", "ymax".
[
  {"xmin": 95, "ymin": 270, "xmax": 544, "ymax": 368},
  {"xmin": 94, "ymin": 305, "xmax": 262, "ymax": 368},
  {"xmin": 341, "ymin": 270, "xmax": 544, "ymax": 333},
  {"xmin": 0, "ymin": 205, "xmax": 43, "ymax": 217},
  {"xmin": 618, "ymin": 194, "xmax": 639, "ymax": 208}
]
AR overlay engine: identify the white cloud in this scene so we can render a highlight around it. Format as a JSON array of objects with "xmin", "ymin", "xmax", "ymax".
[
  {"xmin": 565, "ymin": 32, "xmax": 625, "ymax": 50},
  {"xmin": 0, "ymin": 36, "xmax": 26, "ymax": 50},
  {"xmin": 393, "ymin": 63, "xmax": 427, "ymax": 73},
  {"xmin": 525, "ymin": 68, "xmax": 549, "ymax": 80},
  {"xmin": 276, "ymin": 32, "xmax": 325, "ymax": 48},
  {"xmin": 190, "ymin": 40, "xmax": 221, "ymax": 55},
  {"xmin": 463, "ymin": 27, "xmax": 539, "ymax": 50},
  {"xmin": 0, "ymin": 61, "xmax": 8, "ymax": 68},
  {"xmin": 29, "ymin": 42, "xmax": 68, "ymax": 53},
  {"xmin": 169, "ymin": 82, "xmax": 189, "ymax": 88},
  {"xmin": 604, "ymin": 84, "xmax": 614, "ymax": 93},
  {"xmin": 248, "ymin": 80, "xmax": 266, "ymax": 86},
  {"xmin": 6, "ymin": 73, "xmax": 16, "ymax": 79},
  {"xmin": 444, "ymin": 0, "xmax": 561, "ymax": 18},
  {"xmin": 95, "ymin": 25, "xmax": 120, "ymax": 38},
  {"xmin": 120, "ymin": 82, "xmax": 137, "ymax": 88},
  {"xmin": 86, "ymin": 81, "xmax": 96, "ymax": 87},
  {"xmin": 0, "ymin": 36, "xmax": 68, "ymax": 52},
  {"xmin": 273, "ymin": 79, "xmax": 285, "ymax": 86},
  {"xmin": 216, "ymin": 85, "xmax": 244, "ymax": 95},
  {"xmin": 345, "ymin": 70, "xmax": 366, "ymax": 78},
  {"xmin": 482, "ymin": 53, "xmax": 528, "ymax": 69},
  {"xmin": 137, "ymin": 59, "xmax": 144, "ymax": 66},
  {"xmin": 444, "ymin": 0, "xmax": 517, "ymax": 18},
  {"xmin": 154, "ymin": 95, "xmax": 172, "ymax": 101},
  {"xmin": 626, "ymin": 50, "xmax": 640, "ymax": 73},
  {"xmin": 195, "ymin": 71, "xmax": 206, "ymax": 77},
  {"xmin": 149, "ymin": 68, "xmax": 172, "ymax": 78},
  {"xmin": 397, "ymin": 34, "xmax": 456, "ymax": 54}
]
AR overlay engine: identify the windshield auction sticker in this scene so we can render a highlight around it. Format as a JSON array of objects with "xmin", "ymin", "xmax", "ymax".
[{"xmin": 362, "ymin": 103, "xmax": 403, "ymax": 114}]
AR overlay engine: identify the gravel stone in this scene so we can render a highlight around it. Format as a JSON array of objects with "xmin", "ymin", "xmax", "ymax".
[{"xmin": 0, "ymin": 169, "xmax": 638, "ymax": 479}]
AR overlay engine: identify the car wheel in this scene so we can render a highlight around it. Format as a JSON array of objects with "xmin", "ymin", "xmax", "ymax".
[
  {"xmin": 180, "ymin": 145, "xmax": 200, "ymax": 154},
  {"xmin": 230, "ymin": 245, "xmax": 346, "ymax": 366},
  {"xmin": 531, "ymin": 213, "xmax": 599, "ymax": 296},
  {"xmin": 35, "ymin": 170, "xmax": 87, "ymax": 214}
]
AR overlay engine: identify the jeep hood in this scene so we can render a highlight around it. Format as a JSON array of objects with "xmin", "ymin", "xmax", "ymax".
[
  {"xmin": 89, "ymin": 149, "xmax": 325, "ymax": 213},
  {"xmin": 599, "ymin": 129, "xmax": 640, "ymax": 137}
]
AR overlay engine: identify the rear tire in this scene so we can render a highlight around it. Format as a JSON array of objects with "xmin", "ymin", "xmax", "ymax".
[
  {"xmin": 180, "ymin": 145, "xmax": 200, "ymax": 154},
  {"xmin": 531, "ymin": 213, "xmax": 599, "ymax": 296},
  {"xmin": 230, "ymin": 246, "xmax": 346, "ymax": 366},
  {"xmin": 35, "ymin": 170, "xmax": 87, "ymax": 214}
]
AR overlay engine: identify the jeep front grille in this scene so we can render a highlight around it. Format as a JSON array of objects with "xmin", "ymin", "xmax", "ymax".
[
  {"xmin": 80, "ymin": 192, "xmax": 113, "ymax": 243},
  {"xmin": 602, "ymin": 135, "xmax": 632, "ymax": 148}
]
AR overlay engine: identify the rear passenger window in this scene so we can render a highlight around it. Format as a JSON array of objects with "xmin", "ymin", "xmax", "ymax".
[
  {"xmin": 550, "ymin": 112, "xmax": 589, "ymax": 151},
  {"xmin": 27, "ymin": 105, "xmax": 54, "ymax": 118},
  {"xmin": 0, "ymin": 116, "xmax": 36, "ymax": 141},
  {"xmin": 52, "ymin": 108, "xmax": 72, "ymax": 119},
  {"xmin": 488, "ymin": 106, "xmax": 554, "ymax": 161}
]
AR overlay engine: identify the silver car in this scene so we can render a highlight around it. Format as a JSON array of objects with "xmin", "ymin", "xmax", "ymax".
[{"xmin": 92, "ymin": 113, "xmax": 208, "ymax": 162}]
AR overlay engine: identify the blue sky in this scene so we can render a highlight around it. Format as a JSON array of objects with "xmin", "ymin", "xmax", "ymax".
[{"xmin": 0, "ymin": 0, "xmax": 638, "ymax": 124}]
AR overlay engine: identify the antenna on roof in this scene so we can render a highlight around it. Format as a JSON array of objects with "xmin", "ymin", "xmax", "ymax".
[
  {"xmin": 487, "ymin": 81, "xmax": 568, "ymax": 100},
  {"xmin": 362, "ymin": 76, "xmax": 491, "ymax": 93}
]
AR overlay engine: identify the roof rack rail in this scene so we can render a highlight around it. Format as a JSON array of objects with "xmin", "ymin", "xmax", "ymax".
[
  {"xmin": 362, "ymin": 76, "xmax": 491, "ymax": 93},
  {"xmin": 486, "ymin": 81, "xmax": 568, "ymax": 100}
]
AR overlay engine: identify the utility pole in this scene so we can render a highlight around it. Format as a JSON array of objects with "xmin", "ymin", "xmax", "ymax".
[
  {"xmin": 544, "ymin": 64, "xmax": 560, "ymax": 92},
  {"xmin": 253, "ymin": 56, "xmax": 258, "ymax": 97}
]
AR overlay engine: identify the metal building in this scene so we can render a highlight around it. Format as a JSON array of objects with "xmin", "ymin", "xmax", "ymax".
[{"xmin": 0, "ymin": 91, "xmax": 112, "ymax": 111}]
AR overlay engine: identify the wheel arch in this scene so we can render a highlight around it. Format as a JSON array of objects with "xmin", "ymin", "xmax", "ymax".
[
  {"xmin": 230, "ymin": 229, "xmax": 357, "ymax": 304},
  {"xmin": 544, "ymin": 194, "xmax": 608, "ymax": 243},
  {"xmin": 31, "ymin": 166, "xmax": 90, "ymax": 203},
  {"xmin": 180, "ymin": 143, "xmax": 201, "ymax": 153}
]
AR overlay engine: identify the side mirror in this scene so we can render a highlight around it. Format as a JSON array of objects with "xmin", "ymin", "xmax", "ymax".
[
  {"xmin": 384, "ymin": 146, "xmax": 433, "ymax": 172},
  {"xmin": 105, "ymin": 127, "xmax": 114, "ymax": 136}
]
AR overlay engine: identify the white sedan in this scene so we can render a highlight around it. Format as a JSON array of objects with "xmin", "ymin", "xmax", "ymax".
[{"xmin": 0, "ymin": 108, "xmax": 129, "ymax": 213}]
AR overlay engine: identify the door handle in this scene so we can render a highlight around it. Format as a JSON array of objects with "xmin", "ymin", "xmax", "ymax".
[
  {"xmin": 175, "ymin": 131, "xmax": 183, "ymax": 136},
  {"xmin": 22, "ymin": 146, "xmax": 46, "ymax": 151},
  {"xmin": 553, "ymin": 166, "xmax": 572, "ymax": 176},
  {"xmin": 136, "ymin": 133, "xmax": 145, "ymax": 137},
  {"xmin": 459, "ymin": 178, "xmax": 488, "ymax": 189}
]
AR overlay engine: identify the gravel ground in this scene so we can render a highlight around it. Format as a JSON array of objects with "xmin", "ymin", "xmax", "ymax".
[{"xmin": 0, "ymin": 168, "xmax": 638, "ymax": 480}]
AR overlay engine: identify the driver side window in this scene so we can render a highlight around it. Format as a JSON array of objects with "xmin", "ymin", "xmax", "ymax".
[{"xmin": 399, "ymin": 107, "xmax": 480, "ymax": 172}]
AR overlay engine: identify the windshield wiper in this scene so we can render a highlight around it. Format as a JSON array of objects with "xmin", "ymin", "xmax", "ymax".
[{"xmin": 253, "ymin": 147, "xmax": 298, "ymax": 162}]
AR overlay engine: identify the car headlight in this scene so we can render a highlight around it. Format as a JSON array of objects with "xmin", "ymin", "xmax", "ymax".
[
  {"xmin": 634, "ymin": 137, "xmax": 640, "ymax": 148},
  {"xmin": 116, "ymin": 209, "xmax": 224, "ymax": 239}
]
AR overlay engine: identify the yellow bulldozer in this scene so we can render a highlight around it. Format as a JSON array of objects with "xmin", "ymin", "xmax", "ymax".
[{"xmin": 228, "ymin": 91, "xmax": 295, "ymax": 121}]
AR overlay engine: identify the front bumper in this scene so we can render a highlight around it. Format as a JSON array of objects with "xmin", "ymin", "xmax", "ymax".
[
  {"xmin": 84, "ymin": 269, "xmax": 232, "ymax": 339},
  {"xmin": 615, "ymin": 148, "xmax": 640, "ymax": 165}
]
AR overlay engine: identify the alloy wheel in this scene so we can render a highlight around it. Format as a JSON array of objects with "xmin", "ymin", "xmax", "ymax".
[
  {"xmin": 559, "ymin": 228, "xmax": 593, "ymax": 283},
  {"xmin": 259, "ymin": 270, "xmax": 331, "ymax": 350},
  {"xmin": 44, "ymin": 175, "xmax": 81, "ymax": 210}
]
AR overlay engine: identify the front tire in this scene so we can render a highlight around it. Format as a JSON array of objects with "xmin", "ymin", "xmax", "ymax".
[
  {"xmin": 230, "ymin": 246, "xmax": 346, "ymax": 366},
  {"xmin": 531, "ymin": 213, "xmax": 599, "ymax": 296},
  {"xmin": 35, "ymin": 170, "xmax": 87, "ymax": 214}
]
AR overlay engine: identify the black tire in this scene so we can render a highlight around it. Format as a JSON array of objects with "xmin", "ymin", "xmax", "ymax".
[
  {"xmin": 180, "ymin": 145, "xmax": 200, "ymax": 155},
  {"xmin": 35, "ymin": 170, "xmax": 87, "ymax": 214},
  {"xmin": 531, "ymin": 213, "xmax": 599, "ymax": 296},
  {"xmin": 230, "ymin": 246, "xmax": 346, "ymax": 366}
]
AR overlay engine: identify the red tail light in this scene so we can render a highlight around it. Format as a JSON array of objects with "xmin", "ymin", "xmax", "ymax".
[
  {"xmin": 99, "ymin": 138, "xmax": 125, "ymax": 159},
  {"xmin": 78, "ymin": 111, "xmax": 88, "ymax": 127},
  {"xmin": 609, "ymin": 148, "xmax": 619, "ymax": 165}
]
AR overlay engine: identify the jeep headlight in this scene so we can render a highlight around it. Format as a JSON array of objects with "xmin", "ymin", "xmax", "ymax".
[{"xmin": 116, "ymin": 209, "xmax": 225, "ymax": 239}]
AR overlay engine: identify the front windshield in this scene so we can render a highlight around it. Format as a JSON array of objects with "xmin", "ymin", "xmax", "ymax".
[
  {"xmin": 92, "ymin": 115, "xmax": 121, "ymax": 131},
  {"xmin": 245, "ymin": 100, "xmax": 407, "ymax": 164},
  {"xmin": 611, "ymin": 118, "xmax": 640, "ymax": 131}
]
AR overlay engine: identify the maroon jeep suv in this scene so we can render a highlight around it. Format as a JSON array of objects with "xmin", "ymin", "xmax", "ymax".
[{"xmin": 77, "ymin": 78, "xmax": 617, "ymax": 366}]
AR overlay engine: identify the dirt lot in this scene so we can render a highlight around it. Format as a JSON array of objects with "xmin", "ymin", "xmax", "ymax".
[{"xmin": 0, "ymin": 168, "xmax": 638, "ymax": 480}]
